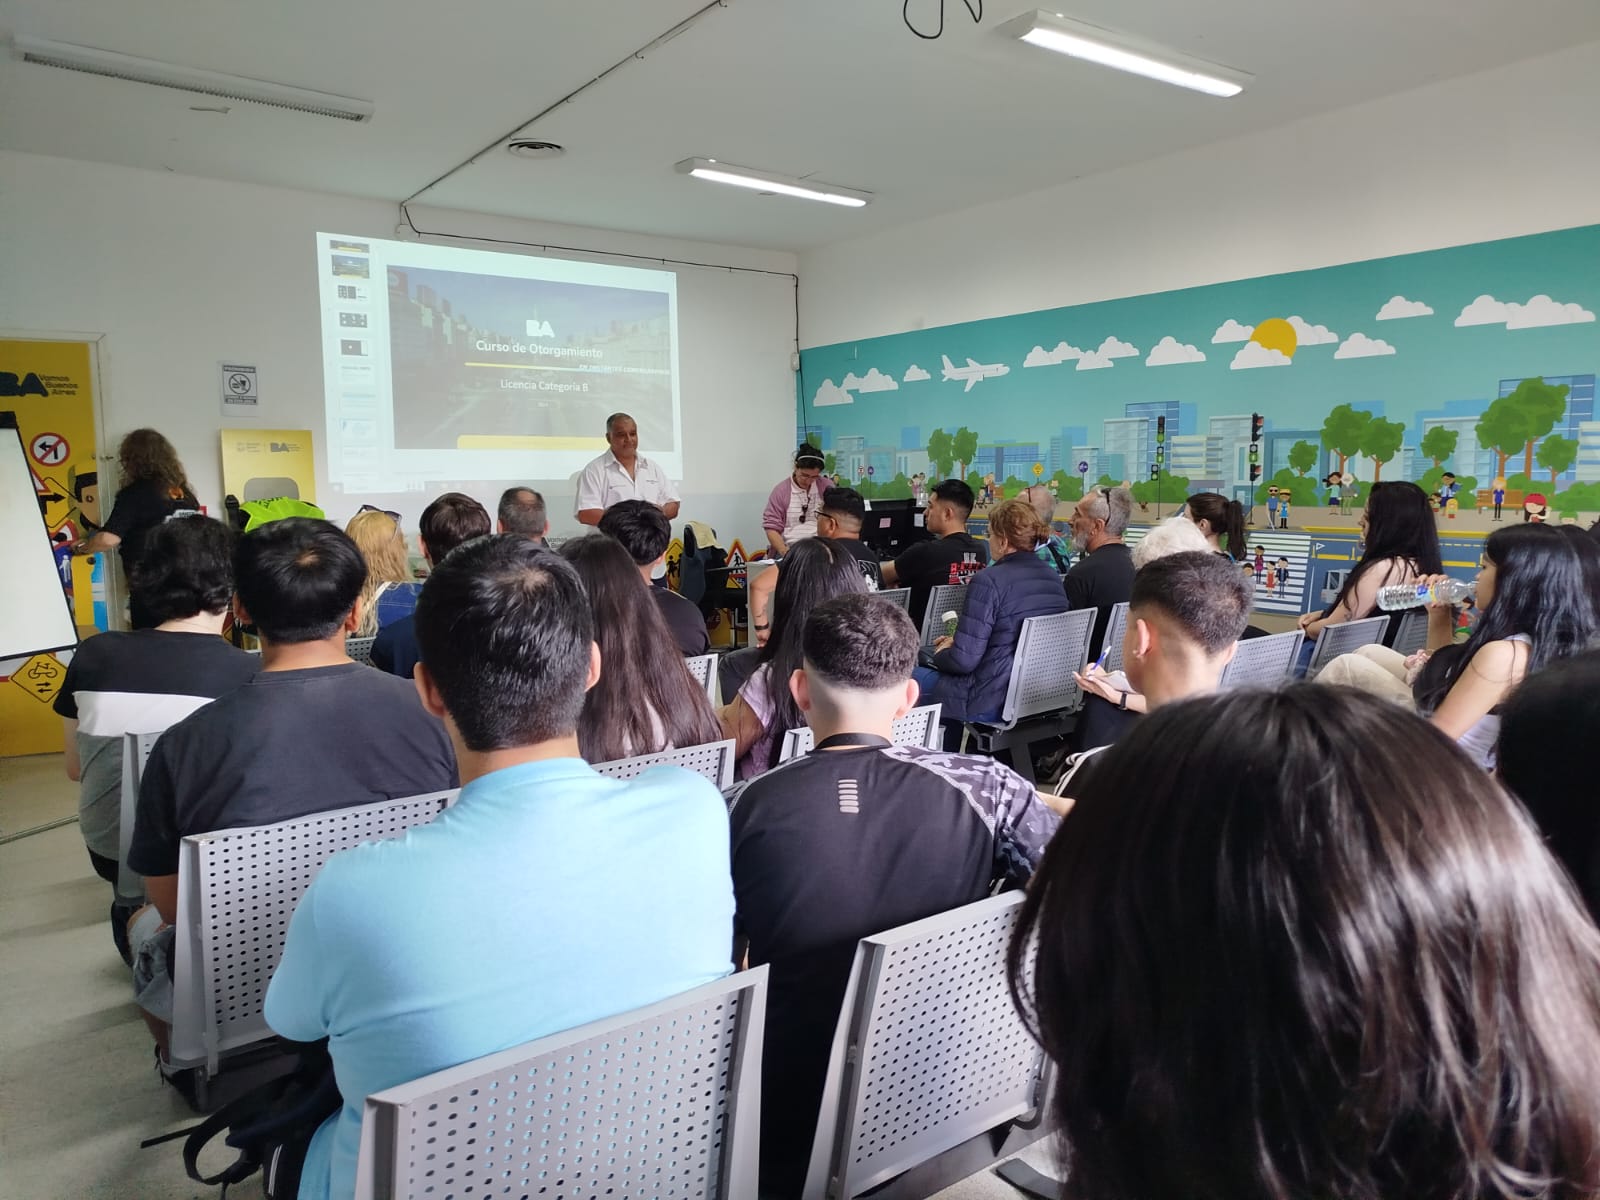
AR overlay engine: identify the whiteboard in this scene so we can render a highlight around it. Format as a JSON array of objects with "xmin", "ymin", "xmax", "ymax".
[{"xmin": 0, "ymin": 415, "xmax": 79, "ymax": 659}]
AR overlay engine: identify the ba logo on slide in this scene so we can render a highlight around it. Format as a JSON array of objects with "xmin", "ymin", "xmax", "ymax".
[
  {"xmin": 0, "ymin": 372, "xmax": 48, "ymax": 397},
  {"xmin": 525, "ymin": 319, "xmax": 557, "ymax": 338}
]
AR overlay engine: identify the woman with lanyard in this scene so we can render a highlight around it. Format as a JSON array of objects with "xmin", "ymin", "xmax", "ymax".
[{"xmin": 761, "ymin": 443, "xmax": 829, "ymax": 558}]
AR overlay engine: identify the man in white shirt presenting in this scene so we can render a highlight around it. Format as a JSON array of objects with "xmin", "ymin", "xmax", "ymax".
[{"xmin": 574, "ymin": 412, "xmax": 681, "ymax": 525}]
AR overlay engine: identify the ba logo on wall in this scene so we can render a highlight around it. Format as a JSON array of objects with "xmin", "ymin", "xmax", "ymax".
[{"xmin": 0, "ymin": 372, "xmax": 48, "ymax": 397}]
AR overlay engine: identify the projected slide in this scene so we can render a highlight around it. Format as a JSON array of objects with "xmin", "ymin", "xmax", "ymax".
[{"xmin": 316, "ymin": 233, "xmax": 681, "ymax": 497}]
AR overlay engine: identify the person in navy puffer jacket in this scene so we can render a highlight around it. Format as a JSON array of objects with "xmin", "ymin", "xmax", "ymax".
[{"xmin": 913, "ymin": 498, "xmax": 1070, "ymax": 723}]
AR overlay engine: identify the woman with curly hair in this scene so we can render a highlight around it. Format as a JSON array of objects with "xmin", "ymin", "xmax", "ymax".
[{"xmin": 345, "ymin": 508, "xmax": 417, "ymax": 637}]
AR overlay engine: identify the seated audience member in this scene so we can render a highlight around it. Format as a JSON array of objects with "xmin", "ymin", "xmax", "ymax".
[
  {"xmin": 1009, "ymin": 686, "xmax": 1600, "ymax": 1200},
  {"xmin": 913, "ymin": 499, "xmax": 1070, "ymax": 725},
  {"xmin": 497, "ymin": 486, "xmax": 549, "ymax": 544},
  {"xmin": 730, "ymin": 593, "xmax": 1062, "ymax": 1194},
  {"xmin": 55, "ymin": 515, "xmax": 258, "ymax": 963},
  {"xmin": 1296, "ymin": 481, "xmax": 1440, "ymax": 656},
  {"xmin": 1129, "ymin": 514, "xmax": 1211, "ymax": 567},
  {"xmin": 878, "ymin": 479, "xmax": 988, "ymax": 628},
  {"xmin": 1063, "ymin": 484, "xmax": 1135, "ymax": 661},
  {"xmin": 372, "ymin": 492, "xmax": 492, "ymax": 677},
  {"xmin": 126, "ymin": 518, "xmax": 457, "ymax": 1053},
  {"xmin": 1318, "ymin": 525, "xmax": 1597, "ymax": 769},
  {"xmin": 721, "ymin": 538, "xmax": 866, "ymax": 779},
  {"xmin": 1070, "ymin": 549, "xmax": 1252, "ymax": 756},
  {"xmin": 1498, "ymin": 652, "xmax": 1600, "ymax": 922},
  {"xmin": 1180, "ymin": 490, "xmax": 1248, "ymax": 560},
  {"xmin": 747, "ymin": 486, "xmax": 882, "ymax": 637},
  {"xmin": 560, "ymin": 534, "xmax": 723, "ymax": 761},
  {"xmin": 598, "ymin": 499, "xmax": 709, "ymax": 656},
  {"xmin": 266, "ymin": 535, "xmax": 734, "ymax": 1200},
  {"xmin": 1022, "ymin": 484, "xmax": 1072, "ymax": 575},
  {"xmin": 345, "ymin": 506, "xmax": 416, "ymax": 636}
]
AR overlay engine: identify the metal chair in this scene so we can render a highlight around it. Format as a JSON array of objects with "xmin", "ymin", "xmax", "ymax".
[
  {"xmin": 169, "ymin": 790, "xmax": 457, "ymax": 1085},
  {"xmin": 877, "ymin": 587, "xmax": 912, "ymax": 610},
  {"xmin": 346, "ymin": 635, "xmax": 376, "ymax": 666},
  {"xmin": 778, "ymin": 705, "xmax": 944, "ymax": 763},
  {"xmin": 1100, "ymin": 602, "xmax": 1130, "ymax": 672},
  {"xmin": 802, "ymin": 894, "xmax": 1048, "ymax": 1200},
  {"xmin": 1218, "ymin": 630, "xmax": 1304, "ymax": 688},
  {"xmin": 919, "ymin": 583, "xmax": 971, "ymax": 649},
  {"xmin": 1305, "ymin": 615, "xmax": 1390, "ymax": 677},
  {"xmin": 685, "ymin": 652, "xmax": 719, "ymax": 702},
  {"xmin": 591, "ymin": 739, "xmax": 736, "ymax": 790},
  {"xmin": 964, "ymin": 608, "xmax": 1094, "ymax": 781},
  {"xmin": 1388, "ymin": 608, "xmax": 1430, "ymax": 657},
  {"xmin": 353, "ymin": 968, "xmax": 768, "ymax": 1200}
]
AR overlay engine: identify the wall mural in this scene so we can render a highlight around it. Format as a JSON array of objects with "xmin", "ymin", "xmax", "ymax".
[{"xmin": 797, "ymin": 224, "xmax": 1600, "ymax": 613}]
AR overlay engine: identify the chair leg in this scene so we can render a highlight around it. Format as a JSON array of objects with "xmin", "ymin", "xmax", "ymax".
[
  {"xmin": 1007, "ymin": 743, "xmax": 1036, "ymax": 783},
  {"xmin": 995, "ymin": 1158, "xmax": 1063, "ymax": 1198}
]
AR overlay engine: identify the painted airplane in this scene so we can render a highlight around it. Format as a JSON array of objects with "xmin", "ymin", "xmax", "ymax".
[{"xmin": 941, "ymin": 354, "xmax": 1011, "ymax": 392}]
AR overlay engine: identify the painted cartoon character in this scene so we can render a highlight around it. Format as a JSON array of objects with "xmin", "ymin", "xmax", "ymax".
[
  {"xmin": 1265, "ymin": 487, "xmax": 1281, "ymax": 528},
  {"xmin": 1264, "ymin": 562, "xmax": 1277, "ymax": 591},
  {"xmin": 1278, "ymin": 496, "xmax": 1290, "ymax": 529},
  {"xmin": 1438, "ymin": 472, "xmax": 1460, "ymax": 505},
  {"xmin": 1324, "ymin": 472, "xmax": 1342, "ymax": 512},
  {"xmin": 1445, "ymin": 496, "xmax": 1458, "ymax": 520},
  {"xmin": 1339, "ymin": 473, "xmax": 1358, "ymax": 516},
  {"xmin": 1429, "ymin": 492, "xmax": 1443, "ymax": 513},
  {"xmin": 981, "ymin": 474, "xmax": 996, "ymax": 507},
  {"xmin": 1491, "ymin": 476, "xmax": 1507, "ymax": 521},
  {"xmin": 1523, "ymin": 492, "xmax": 1549, "ymax": 524},
  {"xmin": 1275, "ymin": 556, "xmax": 1291, "ymax": 597},
  {"xmin": 911, "ymin": 472, "xmax": 928, "ymax": 505},
  {"xmin": 1253, "ymin": 546, "xmax": 1265, "ymax": 579}
]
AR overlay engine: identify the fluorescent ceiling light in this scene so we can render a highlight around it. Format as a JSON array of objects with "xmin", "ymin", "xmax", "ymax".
[
  {"xmin": 675, "ymin": 158, "xmax": 871, "ymax": 208},
  {"xmin": 11, "ymin": 35, "xmax": 374, "ymax": 121},
  {"xmin": 997, "ymin": 11, "xmax": 1251, "ymax": 98}
]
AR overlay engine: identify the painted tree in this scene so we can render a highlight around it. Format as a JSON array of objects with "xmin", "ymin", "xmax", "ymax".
[
  {"xmin": 1536, "ymin": 434, "xmax": 1579, "ymax": 484},
  {"xmin": 1321, "ymin": 404, "xmax": 1373, "ymax": 474},
  {"xmin": 926, "ymin": 428, "xmax": 955, "ymax": 477},
  {"xmin": 1359, "ymin": 417, "xmax": 1407, "ymax": 482},
  {"xmin": 1419, "ymin": 425, "xmax": 1458, "ymax": 468},
  {"xmin": 823, "ymin": 451, "xmax": 838, "ymax": 476},
  {"xmin": 952, "ymin": 427, "xmax": 979, "ymax": 479},
  {"xmin": 1481, "ymin": 378, "xmax": 1570, "ymax": 477},
  {"xmin": 1287, "ymin": 440, "xmax": 1319, "ymax": 476},
  {"xmin": 1475, "ymin": 397, "xmax": 1532, "ymax": 479}
]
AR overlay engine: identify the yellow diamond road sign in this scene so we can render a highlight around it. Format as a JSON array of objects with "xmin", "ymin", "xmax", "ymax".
[{"xmin": 11, "ymin": 653, "xmax": 66, "ymax": 705}]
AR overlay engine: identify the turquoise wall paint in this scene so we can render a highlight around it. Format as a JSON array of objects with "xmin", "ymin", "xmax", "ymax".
[{"xmin": 798, "ymin": 225, "xmax": 1600, "ymax": 513}]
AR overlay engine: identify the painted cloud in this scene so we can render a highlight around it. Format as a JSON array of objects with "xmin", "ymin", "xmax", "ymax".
[
  {"xmin": 1287, "ymin": 315, "xmax": 1338, "ymax": 345},
  {"xmin": 902, "ymin": 364, "xmax": 931, "ymax": 382},
  {"xmin": 1097, "ymin": 336, "xmax": 1140, "ymax": 359},
  {"xmin": 1212, "ymin": 318, "xmax": 1254, "ymax": 344},
  {"xmin": 1334, "ymin": 332, "xmax": 1396, "ymax": 359},
  {"xmin": 1076, "ymin": 350, "xmax": 1115, "ymax": 371},
  {"xmin": 1455, "ymin": 293, "xmax": 1596, "ymax": 329},
  {"xmin": 852, "ymin": 367, "xmax": 899, "ymax": 392},
  {"xmin": 1376, "ymin": 295, "xmax": 1433, "ymax": 320},
  {"xmin": 813, "ymin": 379, "xmax": 854, "ymax": 406},
  {"xmin": 1145, "ymin": 336, "xmax": 1206, "ymax": 366},
  {"xmin": 1023, "ymin": 341, "xmax": 1084, "ymax": 368},
  {"xmin": 1230, "ymin": 342, "xmax": 1291, "ymax": 370}
]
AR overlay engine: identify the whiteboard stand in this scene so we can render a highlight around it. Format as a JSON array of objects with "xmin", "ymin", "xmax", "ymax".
[{"xmin": 0, "ymin": 412, "xmax": 80, "ymax": 660}]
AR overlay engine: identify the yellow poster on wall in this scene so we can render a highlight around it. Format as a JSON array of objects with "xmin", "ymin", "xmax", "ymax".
[
  {"xmin": 219, "ymin": 429, "xmax": 317, "ymax": 506},
  {"xmin": 0, "ymin": 338, "xmax": 100, "ymax": 757}
]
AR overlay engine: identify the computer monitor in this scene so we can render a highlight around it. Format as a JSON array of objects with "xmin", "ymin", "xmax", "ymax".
[{"xmin": 860, "ymin": 498, "xmax": 927, "ymax": 557}]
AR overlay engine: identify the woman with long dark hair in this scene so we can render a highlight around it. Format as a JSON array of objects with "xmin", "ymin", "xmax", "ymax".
[
  {"xmin": 1321, "ymin": 524, "xmax": 1598, "ymax": 767},
  {"xmin": 1296, "ymin": 481, "xmax": 1441, "ymax": 643},
  {"xmin": 1008, "ymin": 687, "xmax": 1600, "ymax": 1200},
  {"xmin": 721, "ymin": 537, "xmax": 866, "ymax": 778},
  {"xmin": 560, "ymin": 535, "xmax": 722, "ymax": 763},
  {"xmin": 1180, "ymin": 491, "xmax": 1247, "ymax": 560},
  {"xmin": 73, "ymin": 428, "xmax": 200, "ymax": 627}
]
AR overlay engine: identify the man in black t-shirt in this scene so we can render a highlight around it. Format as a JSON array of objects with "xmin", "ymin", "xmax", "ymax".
[
  {"xmin": 879, "ymin": 479, "xmax": 988, "ymax": 627},
  {"xmin": 1063, "ymin": 483, "xmax": 1136, "ymax": 660},
  {"xmin": 727, "ymin": 593, "xmax": 1062, "ymax": 1195},
  {"xmin": 126, "ymin": 518, "xmax": 457, "ymax": 1052},
  {"xmin": 599, "ymin": 500, "xmax": 710, "ymax": 657},
  {"xmin": 814, "ymin": 487, "xmax": 882, "ymax": 589}
]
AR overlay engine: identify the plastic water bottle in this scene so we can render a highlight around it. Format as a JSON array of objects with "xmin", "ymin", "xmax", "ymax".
[{"xmin": 1376, "ymin": 578, "xmax": 1474, "ymax": 611}]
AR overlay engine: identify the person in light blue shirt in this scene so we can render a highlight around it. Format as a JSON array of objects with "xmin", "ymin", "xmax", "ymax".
[{"xmin": 265, "ymin": 535, "xmax": 735, "ymax": 1200}]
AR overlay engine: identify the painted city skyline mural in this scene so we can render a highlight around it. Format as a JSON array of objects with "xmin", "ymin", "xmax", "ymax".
[{"xmin": 797, "ymin": 224, "xmax": 1600, "ymax": 517}]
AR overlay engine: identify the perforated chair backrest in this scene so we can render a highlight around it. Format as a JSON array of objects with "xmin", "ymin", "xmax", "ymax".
[
  {"xmin": 169, "ymin": 789, "xmax": 456, "ymax": 1074},
  {"xmin": 877, "ymin": 587, "xmax": 911, "ymax": 610},
  {"xmin": 1388, "ymin": 609, "xmax": 1430, "ymax": 657},
  {"xmin": 117, "ymin": 731, "xmax": 163, "ymax": 899},
  {"xmin": 685, "ymin": 653, "xmax": 718, "ymax": 701},
  {"xmin": 1100, "ymin": 602, "xmax": 1130, "ymax": 672},
  {"xmin": 919, "ymin": 583, "xmax": 971, "ymax": 649},
  {"xmin": 1218, "ymin": 630, "xmax": 1304, "ymax": 688},
  {"xmin": 998, "ymin": 608, "xmax": 1094, "ymax": 724},
  {"xmin": 778, "ymin": 705, "xmax": 944, "ymax": 763},
  {"xmin": 346, "ymin": 635, "xmax": 376, "ymax": 666},
  {"xmin": 352, "ymin": 967, "xmax": 769, "ymax": 1200},
  {"xmin": 591, "ymin": 739, "xmax": 736, "ymax": 790},
  {"xmin": 802, "ymin": 894, "xmax": 1044, "ymax": 1200},
  {"xmin": 1305, "ymin": 615, "xmax": 1390, "ymax": 676}
]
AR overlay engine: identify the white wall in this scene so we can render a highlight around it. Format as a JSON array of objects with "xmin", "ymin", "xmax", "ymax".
[
  {"xmin": 0, "ymin": 151, "xmax": 799, "ymax": 546},
  {"xmin": 799, "ymin": 41, "xmax": 1600, "ymax": 347}
]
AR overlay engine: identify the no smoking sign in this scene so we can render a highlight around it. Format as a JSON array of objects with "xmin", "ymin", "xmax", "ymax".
[{"xmin": 30, "ymin": 431, "xmax": 69, "ymax": 466}]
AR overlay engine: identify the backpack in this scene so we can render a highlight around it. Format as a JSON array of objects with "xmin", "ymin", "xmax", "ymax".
[{"xmin": 172, "ymin": 1041, "xmax": 341, "ymax": 1198}]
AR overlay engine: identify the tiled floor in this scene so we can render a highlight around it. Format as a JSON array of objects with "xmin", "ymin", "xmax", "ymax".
[{"xmin": 0, "ymin": 752, "xmax": 1057, "ymax": 1199}]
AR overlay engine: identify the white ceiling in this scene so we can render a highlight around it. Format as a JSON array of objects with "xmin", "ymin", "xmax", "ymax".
[{"xmin": 4, "ymin": 0, "xmax": 1599, "ymax": 251}]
